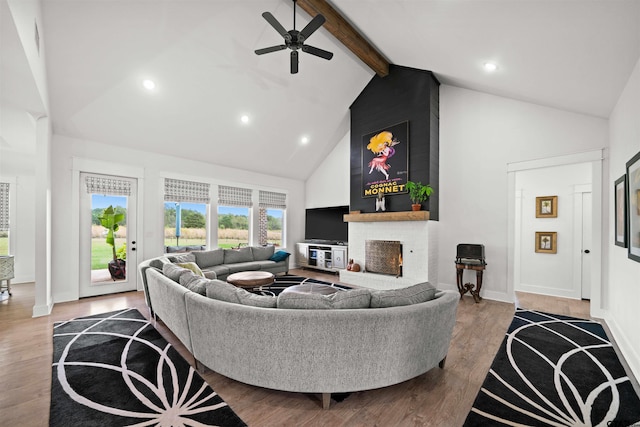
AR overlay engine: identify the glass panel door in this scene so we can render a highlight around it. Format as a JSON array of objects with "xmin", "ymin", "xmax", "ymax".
[{"xmin": 79, "ymin": 173, "xmax": 137, "ymax": 297}]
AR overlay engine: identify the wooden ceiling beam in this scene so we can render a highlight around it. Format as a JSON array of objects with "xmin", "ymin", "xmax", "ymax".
[{"xmin": 297, "ymin": 0, "xmax": 390, "ymax": 77}]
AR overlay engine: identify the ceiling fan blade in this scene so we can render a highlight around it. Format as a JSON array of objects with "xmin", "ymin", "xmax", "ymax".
[
  {"xmin": 291, "ymin": 51, "xmax": 299, "ymax": 74},
  {"xmin": 262, "ymin": 12, "xmax": 290, "ymax": 40},
  {"xmin": 255, "ymin": 45, "xmax": 287, "ymax": 55},
  {"xmin": 302, "ymin": 44, "xmax": 333, "ymax": 60},
  {"xmin": 299, "ymin": 14, "xmax": 326, "ymax": 40}
]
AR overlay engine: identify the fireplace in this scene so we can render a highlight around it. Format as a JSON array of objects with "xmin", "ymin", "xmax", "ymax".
[
  {"xmin": 365, "ymin": 240, "xmax": 402, "ymax": 277},
  {"xmin": 339, "ymin": 219, "xmax": 437, "ymax": 290}
]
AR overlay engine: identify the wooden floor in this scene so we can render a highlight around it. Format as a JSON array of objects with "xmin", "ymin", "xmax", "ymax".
[{"xmin": 0, "ymin": 269, "xmax": 605, "ymax": 426}]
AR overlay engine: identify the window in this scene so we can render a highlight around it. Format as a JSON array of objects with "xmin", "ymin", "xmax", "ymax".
[
  {"xmin": 164, "ymin": 178, "xmax": 210, "ymax": 252},
  {"xmin": 0, "ymin": 183, "xmax": 9, "ymax": 255},
  {"xmin": 259, "ymin": 190, "xmax": 286, "ymax": 247},
  {"xmin": 218, "ymin": 186, "xmax": 252, "ymax": 248},
  {"xmin": 164, "ymin": 202, "xmax": 207, "ymax": 249}
]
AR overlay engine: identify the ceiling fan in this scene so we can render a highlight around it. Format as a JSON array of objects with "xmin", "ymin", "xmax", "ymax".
[{"xmin": 255, "ymin": 0, "xmax": 333, "ymax": 74}]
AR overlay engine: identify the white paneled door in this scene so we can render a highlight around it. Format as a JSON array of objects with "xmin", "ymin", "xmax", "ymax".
[
  {"xmin": 79, "ymin": 173, "xmax": 138, "ymax": 297},
  {"xmin": 581, "ymin": 192, "xmax": 592, "ymax": 300}
]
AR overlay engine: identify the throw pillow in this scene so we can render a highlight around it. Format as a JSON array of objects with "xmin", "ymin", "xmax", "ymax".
[
  {"xmin": 179, "ymin": 273, "xmax": 209, "ymax": 295},
  {"xmin": 162, "ymin": 263, "xmax": 192, "ymax": 282},
  {"xmin": 269, "ymin": 250, "xmax": 291, "ymax": 262},
  {"xmin": 175, "ymin": 262, "xmax": 204, "ymax": 277},
  {"xmin": 194, "ymin": 249, "xmax": 224, "ymax": 269},
  {"xmin": 277, "ymin": 288, "xmax": 371, "ymax": 309},
  {"xmin": 223, "ymin": 247, "xmax": 253, "ymax": 264},
  {"xmin": 369, "ymin": 282, "xmax": 437, "ymax": 308},
  {"xmin": 148, "ymin": 257, "xmax": 171, "ymax": 270},
  {"xmin": 251, "ymin": 245, "xmax": 275, "ymax": 261}
]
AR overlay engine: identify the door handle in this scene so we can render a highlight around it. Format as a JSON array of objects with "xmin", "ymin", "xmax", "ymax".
[{"xmin": 584, "ymin": 249, "xmax": 590, "ymax": 254}]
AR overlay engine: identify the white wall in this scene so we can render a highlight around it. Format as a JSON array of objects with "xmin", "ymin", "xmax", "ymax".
[
  {"xmin": 607, "ymin": 56, "xmax": 640, "ymax": 379},
  {"xmin": 439, "ymin": 86, "xmax": 607, "ymax": 301},
  {"xmin": 305, "ymin": 132, "xmax": 350, "ymax": 209},
  {"xmin": 515, "ymin": 163, "xmax": 591, "ymax": 298},
  {"xmin": 49, "ymin": 135, "xmax": 305, "ymax": 303}
]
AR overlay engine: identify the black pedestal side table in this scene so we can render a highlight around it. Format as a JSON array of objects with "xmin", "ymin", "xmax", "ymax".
[{"xmin": 455, "ymin": 261, "xmax": 486, "ymax": 303}]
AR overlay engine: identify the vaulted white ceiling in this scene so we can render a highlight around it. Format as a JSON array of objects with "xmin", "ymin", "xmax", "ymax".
[{"xmin": 3, "ymin": 0, "xmax": 640, "ymax": 180}]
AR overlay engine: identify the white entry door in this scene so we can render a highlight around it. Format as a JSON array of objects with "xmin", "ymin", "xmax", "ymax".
[
  {"xmin": 581, "ymin": 192, "xmax": 592, "ymax": 300},
  {"xmin": 79, "ymin": 173, "xmax": 138, "ymax": 297}
]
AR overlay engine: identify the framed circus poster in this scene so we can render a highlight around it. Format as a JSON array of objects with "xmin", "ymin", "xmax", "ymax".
[
  {"xmin": 614, "ymin": 175, "xmax": 627, "ymax": 248},
  {"xmin": 626, "ymin": 150, "xmax": 640, "ymax": 262},
  {"xmin": 361, "ymin": 121, "xmax": 409, "ymax": 198}
]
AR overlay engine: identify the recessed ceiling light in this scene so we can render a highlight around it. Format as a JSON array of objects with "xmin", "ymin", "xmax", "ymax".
[
  {"xmin": 301, "ymin": 136, "xmax": 309, "ymax": 144},
  {"xmin": 142, "ymin": 79, "xmax": 156, "ymax": 90},
  {"xmin": 240, "ymin": 115, "xmax": 250, "ymax": 124},
  {"xmin": 483, "ymin": 62, "xmax": 498, "ymax": 72}
]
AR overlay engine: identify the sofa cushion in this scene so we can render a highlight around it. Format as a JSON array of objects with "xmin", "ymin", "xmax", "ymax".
[
  {"xmin": 203, "ymin": 265, "xmax": 230, "ymax": 278},
  {"xmin": 251, "ymin": 260, "xmax": 278, "ymax": 269},
  {"xmin": 223, "ymin": 247, "xmax": 253, "ymax": 264},
  {"xmin": 226, "ymin": 262, "xmax": 261, "ymax": 274},
  {"xmin": 179, "ymin": 273, "xmax": 209, "ymax": 295},
  {"xmin": 251, "ymin": 245, "xmax": 275, "ymax": 261},
  {"xmin": 162, "ymin": 263, "xmax": 192, "ymax": 282},
  {"xmin": 236, "ymin": 289, "xmax": 277, "ymax": 308},
  {"xmin": 149, "ymin": 257, "xmax": 171, "ymax": 270},
  {"xmin": 167, "ymin": 252, "xmax": 196, "ymax": 264},
  {"xmin": 269, "ymin": 250, "xmax": 291, "ymax": 262},
  {"xmin": 205, "ymin": 280, "xmax": 277, "ymax": 308},
  {"xmin": 175, "ymin": 262, "xmax": 204, "ymax": 277},
  {"xmin": 194, "ymin": 249, "xmax": 224, "ymax": 269},
  {"xmin": 277, "ymin": 289, "xmax": 371, "ymax": 309},
  {"xmin": 369, "ymin": 282, "xmax": 437, "ymax": 308},
  {"xmin": 205, "ymin": 280, "xmax": 243, "ymax": 303}
]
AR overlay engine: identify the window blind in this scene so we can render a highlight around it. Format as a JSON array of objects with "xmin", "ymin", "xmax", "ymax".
[
  {"xmin": 164, "ymin": 178, "xmax": 210, "ymax": 203},
  {"xmin": 85, "ymin": 176, "xmax": 131, "ymax": 196},
  {"xmin": 218, "ymin": 185, "xmax": 252, "ymax": 207},
  {"xmin": 259, "ymin": 190, "xmax": 286, "ymax": 209},
  {"xmin": 0, "ymin": 183, "xmax": 9, "ymax": 232}
]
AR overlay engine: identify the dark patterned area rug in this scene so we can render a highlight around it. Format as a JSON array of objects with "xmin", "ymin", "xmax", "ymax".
[
  {"xmin": 464, "ymin": 308, "xmax": 640, "ymax": 426},
  {"xmin": 50, "ymin": 308, "xmax": 246, "ymax": 427},
  {"xmin": 251, "ymin": 274, "xmax": 352, "ymax": 296}
]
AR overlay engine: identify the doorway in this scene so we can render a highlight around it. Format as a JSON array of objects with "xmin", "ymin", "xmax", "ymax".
[
  {"xmin": 507, "ymin": 149, "xmax": 604, "ymax": 318},
  {"xmin": 79, "ymin": 173, "xmax": 138, "ymax": 297}
]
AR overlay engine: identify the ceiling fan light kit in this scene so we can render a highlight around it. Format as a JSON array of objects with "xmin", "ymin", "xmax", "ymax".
[{"xmin": 255, "ymin": 0, "xmax": 333, "ymax": 74}]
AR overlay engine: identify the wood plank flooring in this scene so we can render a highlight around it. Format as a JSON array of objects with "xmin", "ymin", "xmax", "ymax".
[{"xmin": 0, "ymin": 269, "xmax": 598, "ymax": 426}]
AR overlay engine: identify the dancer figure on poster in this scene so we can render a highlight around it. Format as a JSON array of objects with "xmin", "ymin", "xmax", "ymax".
[{"xmin": 367, "ymin": 131, "xmax": 400, "ymax": 180}]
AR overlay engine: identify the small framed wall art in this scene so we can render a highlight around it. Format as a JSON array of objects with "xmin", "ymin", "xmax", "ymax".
[
  {"xmin": 535, "ymin": 231, "xmax": 557, "ymax": 254},
  {"xmin": 614, "ymin": 175, "xmax": 627, "ymax": 248},
  {"xmin": 536, "ymin": 195, "xmax": 558, "ymax": 218},
  {"xmin": 626, "ymin": 150, "xmax": 640, "ymax": 262}
]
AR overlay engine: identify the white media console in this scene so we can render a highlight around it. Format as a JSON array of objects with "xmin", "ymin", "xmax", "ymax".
[{"xmin": 295, "ymin": 242, "xmax": 348, "ymax": 273}]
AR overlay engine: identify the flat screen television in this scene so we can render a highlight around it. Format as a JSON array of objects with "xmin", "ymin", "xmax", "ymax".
[{"xmin": 304, "ymin": 206, "xmax": 349, "ymax": 244}]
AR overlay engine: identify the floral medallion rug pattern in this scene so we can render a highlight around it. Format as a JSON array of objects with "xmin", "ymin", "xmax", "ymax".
[
  {"xmin": 50, "ymin": 308, "xmax": 246, "ymax": 427},
  {"xmin": 464, "ymin": 309, "xmax": 640, "ymax": 426}
]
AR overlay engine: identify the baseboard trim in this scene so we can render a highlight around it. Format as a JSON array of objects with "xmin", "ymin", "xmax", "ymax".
[
  {"xmin": 32, "ymin": 302, "xmax": 53, "ymax": 317},
  {"xmin": 603, "ymin": 312, "xmax": 640, "ymax": 388}
]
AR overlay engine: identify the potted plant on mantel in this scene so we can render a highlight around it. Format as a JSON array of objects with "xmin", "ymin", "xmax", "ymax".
[
  {"xmin": 99, "ymin": 205, "xmax": 126, "ymax": 281},
  {"xmin": 406, "ymin": 181, "xmax": 434, "ymax": 211}
]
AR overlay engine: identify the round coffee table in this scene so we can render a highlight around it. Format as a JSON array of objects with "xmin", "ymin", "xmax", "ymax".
[{"xmin": 226, "ymin": 271, "xmax": 275, "ymax": 289}]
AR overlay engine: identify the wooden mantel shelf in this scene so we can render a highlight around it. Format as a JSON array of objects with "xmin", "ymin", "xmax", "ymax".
[{"xmin": 343, "ymin": 211, "xmax": 430, "ymax": 222}]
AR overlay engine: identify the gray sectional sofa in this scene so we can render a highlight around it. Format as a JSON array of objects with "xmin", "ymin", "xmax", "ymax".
[
  {"xmin": 138, "ymin": 253, "xmax": 459, "ymax": 409},
  {"xmin": 138, "ymin": 245, "xmax": 289, "ymax": 311}
]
